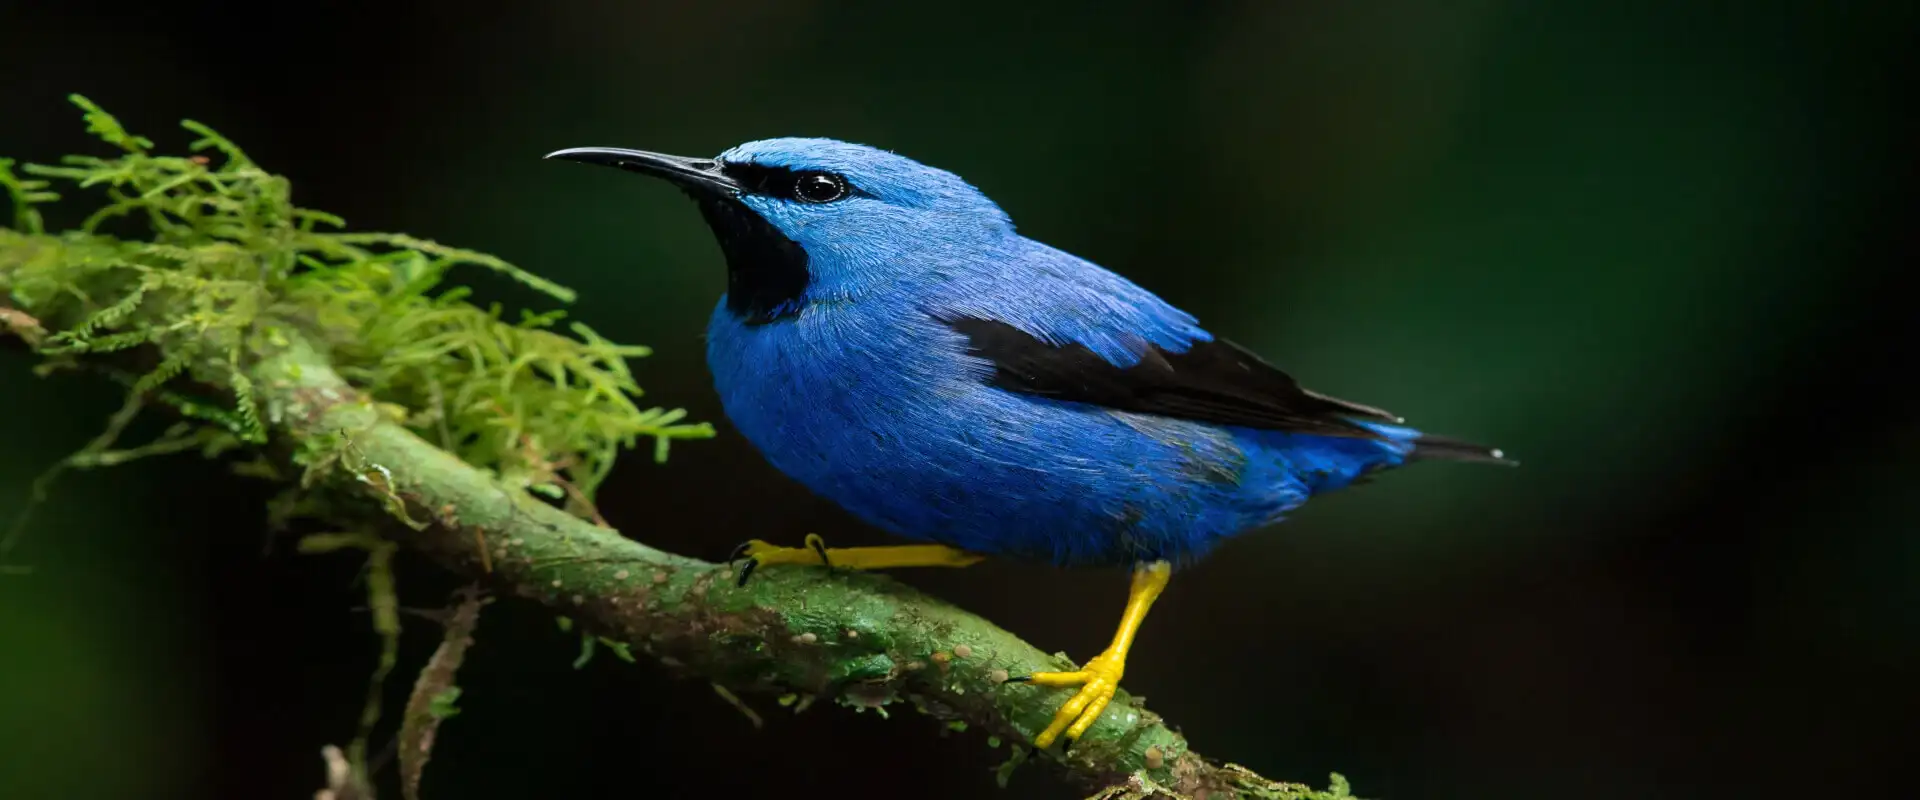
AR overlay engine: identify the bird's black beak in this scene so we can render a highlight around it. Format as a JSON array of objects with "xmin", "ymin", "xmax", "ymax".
[{"xmin": 544, "ymin": 147, "xmax": 740, "ymax": 197}]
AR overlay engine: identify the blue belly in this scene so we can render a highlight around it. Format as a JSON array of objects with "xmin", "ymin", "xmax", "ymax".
[{"xmin": 705, "ymin": 301, "xmax": 1413, "ymax": 568}]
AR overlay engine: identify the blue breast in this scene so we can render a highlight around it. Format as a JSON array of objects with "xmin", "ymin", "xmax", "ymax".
[{"xmin": 704, "ymin": 298, "xmax": 1417, "ymax": 569}]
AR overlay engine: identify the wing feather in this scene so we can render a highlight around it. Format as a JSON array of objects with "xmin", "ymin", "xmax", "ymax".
[{"xmin": 946, "ymin": 315, "xmax": 1400, "ymax": 439}]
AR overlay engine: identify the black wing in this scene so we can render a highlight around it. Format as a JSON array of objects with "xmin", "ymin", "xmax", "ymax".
[{"xmin": 947, "ymin": 316, "xmax": 1402, "ymax": 439}]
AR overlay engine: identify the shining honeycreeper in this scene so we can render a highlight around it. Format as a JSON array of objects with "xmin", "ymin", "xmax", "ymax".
[{"xmin": 547, "ymin": 138, "xmax": 1514, "ymax": 749}]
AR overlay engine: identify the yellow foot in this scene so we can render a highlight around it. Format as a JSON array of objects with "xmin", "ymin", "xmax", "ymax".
[
  {"xmin": 1009, "ymin": 560, "xmax": 1172, "ymax": 749},
  {"xmin": 728, "ymin": 534, "xmax": 984, "ymax": 586},
  {"xmin": 1014, "ymin": 650, "xmax": 1128, "ymax": 749}
]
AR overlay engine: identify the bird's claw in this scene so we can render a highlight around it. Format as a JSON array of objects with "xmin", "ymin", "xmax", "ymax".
[
  {"xmin": 1016, "ymin": 651, "xmax": 1126, "ymax": 749},
  {"xmin": 728, "ymin": 533, "xmax": 833, "ymax": 587}
]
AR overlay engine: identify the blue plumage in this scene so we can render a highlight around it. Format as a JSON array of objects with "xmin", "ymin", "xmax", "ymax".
[
  {"xmin": 549, "ymin": 135, "xmax": 1512, "ymax": 750},
  {"xmin": 550, "ymin": 137, "xmax": 1508, "ymax": 569},
  {"xmin": 704, "ymin": 244, "xmax": 1408, "ymax": 567}
]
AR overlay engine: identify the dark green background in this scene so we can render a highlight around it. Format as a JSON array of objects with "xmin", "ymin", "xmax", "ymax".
[{"xmin": 2, "ymin": 2, "xmax": 1912, "ymax": 798}]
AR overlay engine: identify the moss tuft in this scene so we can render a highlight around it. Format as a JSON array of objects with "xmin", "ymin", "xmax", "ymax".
[{"xmin": 0, "ymin": 94, "xmax": 711, "ymax": 513}]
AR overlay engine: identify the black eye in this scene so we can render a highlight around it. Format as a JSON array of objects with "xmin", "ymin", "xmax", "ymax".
[{"xmin": 793, "ymin": 172, "xmax": 849, "ymax": 203}]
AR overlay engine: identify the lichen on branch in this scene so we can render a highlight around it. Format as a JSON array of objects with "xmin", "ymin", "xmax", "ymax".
[{"xmin": 1, "ymin": 96, "xmax": 1356, "ymax": 800}]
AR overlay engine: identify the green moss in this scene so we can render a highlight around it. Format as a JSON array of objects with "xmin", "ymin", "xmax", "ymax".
[
  {"xmin": 0, "ymin": 98, "xmax": 717, "ymax": 789},
  {"xmin": 3, "ymin": 95, "xmax": 1362, "ymax": 800},
  {"xmin": 0, "ymin": 95, "xmax": 711, "ymax": 518}
]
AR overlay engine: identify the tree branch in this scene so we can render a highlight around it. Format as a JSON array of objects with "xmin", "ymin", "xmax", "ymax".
[
  {"xmin": 2, "ymin": 273, "xmax": 1345, "ymax": 798},
  {"xmin": 1, "ymin": 98, "xmax": 1355, "ymax": 796},
  {"xmin": 247, "ymin": 331, "xmax": 1335, "ymax": 799}
]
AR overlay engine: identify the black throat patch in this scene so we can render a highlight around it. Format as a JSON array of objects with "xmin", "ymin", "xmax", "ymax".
[{"xmin": 693, "ymin": 196, "xmax": 809, "ymax": 324}]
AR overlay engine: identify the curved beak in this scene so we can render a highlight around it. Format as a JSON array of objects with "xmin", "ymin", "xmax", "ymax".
[{"xmin": 544, "ymin": 147, "xmax": 740, "ymax": 197}]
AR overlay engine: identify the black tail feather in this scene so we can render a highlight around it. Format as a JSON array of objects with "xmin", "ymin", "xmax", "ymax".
[{"xmin": 1410, "ymin": 434, "xmax": 1517, "ymax": 466}]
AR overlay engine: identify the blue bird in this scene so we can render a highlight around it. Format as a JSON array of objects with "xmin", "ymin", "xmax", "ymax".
[{"xmin": 547, "ymin": 138, "xmax": 1513, "ymax": 748}]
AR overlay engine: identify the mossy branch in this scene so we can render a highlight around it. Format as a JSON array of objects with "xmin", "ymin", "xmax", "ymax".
[{"xmin": 0, "ymin": 97, "xmax": 1352, "ymax": 799}]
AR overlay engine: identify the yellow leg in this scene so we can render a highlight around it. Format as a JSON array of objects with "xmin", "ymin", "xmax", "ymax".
[
  {"xmin": 730, "ymin": 533, "xmax": 984, "ymax": 585},
  {"xmin": 1015, "ymin": 560, "xmax": 1172, "ymax": 749}
]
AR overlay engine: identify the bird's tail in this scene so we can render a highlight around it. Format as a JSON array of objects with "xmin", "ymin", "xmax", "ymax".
[{"xmin": 1406, "ymin": 433, "xmax": 1517, "ymax": 466}]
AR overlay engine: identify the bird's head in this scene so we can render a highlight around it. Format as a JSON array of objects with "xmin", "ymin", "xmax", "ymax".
[{"xmin": 546, "ymin": 137, "xmax": 1011, "ymax": 324}]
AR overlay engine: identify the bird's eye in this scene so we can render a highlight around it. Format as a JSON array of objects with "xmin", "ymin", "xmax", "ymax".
[{"xmin": 793, "ymin": 172, "xmax": 849, "ymax": 204}]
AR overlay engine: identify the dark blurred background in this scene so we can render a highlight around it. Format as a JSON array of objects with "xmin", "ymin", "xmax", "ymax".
[{"xmin": 2, "ymin": 2, "xmax": 1914, "ymax": 798}]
